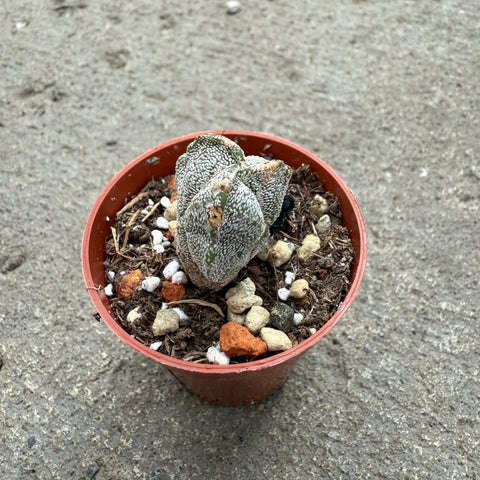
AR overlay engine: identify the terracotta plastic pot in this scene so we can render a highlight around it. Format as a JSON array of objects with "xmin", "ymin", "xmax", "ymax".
[{"xmin": 82, "ymin": 130, "xmax": 367, "ymax": 407}]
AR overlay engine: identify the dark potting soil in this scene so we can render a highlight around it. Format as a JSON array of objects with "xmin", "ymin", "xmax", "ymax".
[{"xmin": 103, "ymin": 165, "xmax": 354, "ymax": 364}]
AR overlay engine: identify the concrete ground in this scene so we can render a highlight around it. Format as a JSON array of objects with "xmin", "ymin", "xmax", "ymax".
[{"xmin": 1, "ymin": 1, "xmax": 479, "ymax": 478}]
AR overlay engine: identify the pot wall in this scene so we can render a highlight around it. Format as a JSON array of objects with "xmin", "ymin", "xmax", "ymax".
[{"xmin": 82, "ymin": 130, "xmax": 367, "ymax": 406}]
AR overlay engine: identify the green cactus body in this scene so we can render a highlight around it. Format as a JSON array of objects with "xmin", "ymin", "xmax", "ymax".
[{"xmin": 175, "ymin": 134, "xmax": 292, "ymax": 290}]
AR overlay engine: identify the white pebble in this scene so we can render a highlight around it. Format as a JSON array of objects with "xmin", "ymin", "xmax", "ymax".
[
  {"xmin": 207, "ymin": 343, "xmax": 231, "ymax": 365},
  {"xmin": 148, "ymin": 198, "xmax": 154, "ymax": 206},
  {"xmin": 104, "ymin": 284, "xmax": 114, "ymax": 296},
  {"xmin": 171, "ymin": 271, "xmax": 188, "ymax": 285},
  {"xmin": 156, "ymin": 216, "xmax": 169, "ymax": 229},
  {"xmin": 160, "ymin": 196, "xmax": 171, "ymax": 208},
  {"xmin": 141, "ymin": 209, "xmax": 149, "ymax": 215},
  {"xmin": 293, "ymin": 313, "xmax": 304, "ymax": 326},
  {"xmin": 285, "ymin": 271, "xmax": 295, "ymax": 285},
  {"xmin": 153, "ymin": 244, "xmax": 165, "ymax": 254},
  {"xmin": 162, "ymin": 240, "xmax": 171, "ymax": 248},
  {"xmin": 149, "ymin": 341, "xmax": 163, "ymax": 351},
  {"xmin": 161, "ymin": 303, "xmax": 169, "ymax": 310},
  {"xmin": 277, "ymin": 287, "xmax": 290, "ymax": 301},
  {"xmin": 163, "ymin": 260, "xmax": 180, "ymax": 280},
  {"xmin": 107, "ymin": 271, "xmax": 115, "ymax": 281},
  {"xmin": 226, "ymin": 1, "xmax": 241, "ymax": 14},
  {"xmin": 151, "ymin": 229, "xmax": 164, "ymax": 245},
  {"xmin": 141, "ymin": 276, "xmax": 161, "ymax": 292},
  {"xmin": 309, "ymin": 328, "xmax": 317, "ymax": 335}
]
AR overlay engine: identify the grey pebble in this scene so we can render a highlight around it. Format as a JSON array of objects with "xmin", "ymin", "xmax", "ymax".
[{"xmin": 270, "ymin": 302, "xmax": 295, "ymax": 333}]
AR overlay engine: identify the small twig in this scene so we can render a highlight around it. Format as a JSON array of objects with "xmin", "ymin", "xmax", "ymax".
[
  {"xmin": 167, "ymin": 299, "xmax": 225, "ymax": 317},
  {"xmin": 111, "ymin": 227, "xmax": 120, "ymax": 253},
  {"xmin": 121, "ymin": 209, "xmax": 141, "ymax": 251},
  {"xmin": 142, "ymin": 200, "xmax": 162, "ymax": 222},
  {"xmin": 117, "ymin": 192, "xmax": 150, "ymax": 215}
]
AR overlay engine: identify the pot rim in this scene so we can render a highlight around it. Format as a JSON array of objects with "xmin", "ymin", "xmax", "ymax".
[{"xmin": 82, "ymin": 130, "xmax": 367, "ymax": 374}]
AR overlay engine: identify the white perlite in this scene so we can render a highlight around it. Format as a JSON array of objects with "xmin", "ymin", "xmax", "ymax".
[
  {"xmin": 163, "ymin": 260, "xmax": 180, "ymax": 280},
  {"xmin": 293, "ymin": 313, "xmax": 304, "ymax": 325},
  {"xmin": 284, "ymin": 271, "xmax": 295, "ymax": 285},
  {"xmin": 171, "ymin": 271, "xmax": 188, "ymax": 285},
  {"xmin": 207, "ymin": 343, "xmax": 230, "ymax": 365},
  {"xmin": 160, "ymin": 196, "xmax": 171, "ymax": 208},
  {"xmin": 104, "ymin": 284, "xmax": 114, "ymax": 296},
  {"xmin": 277, "ymin": 287, "xmax": 290, "ymax": 301},
  {"xmin": 172, "ymin": 307, "xmax": 189, "ymax": 324},
  {"xmin": 141, "ymin": 276, "xmax": 161, "ymax": 292},
  {"xmin": 153, "ymin": 244, "xmax": 165, "ymax": 254},
  {"xmin": 127, "ymin": 306, "xmax": 142, "ymax": 324},
  {"xmin": 151, "ymin": 229, "xmax": 164, "ymax": 245},
  {"xmin": 149, "ymin": 341, "xmax": 163, "ymax": 351},
  {"xmin": 156, "ymin": 216, "xmax": 169, "ymax": 229}
]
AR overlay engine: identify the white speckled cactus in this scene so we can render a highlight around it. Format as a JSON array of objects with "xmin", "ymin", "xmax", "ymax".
[{"xmin": 175, "ymin": 133, "xmax": 292, "ymax": 291}]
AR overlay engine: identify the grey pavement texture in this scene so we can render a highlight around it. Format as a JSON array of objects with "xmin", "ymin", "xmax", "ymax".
[{"xmin": 1, "ymin": 1, "xmax": 479, "ymax": 479}]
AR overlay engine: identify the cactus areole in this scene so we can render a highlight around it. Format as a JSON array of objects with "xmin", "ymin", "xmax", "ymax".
[{"xmin": 175, "ymin": 134, "xmax": 292, "ymax": 291}]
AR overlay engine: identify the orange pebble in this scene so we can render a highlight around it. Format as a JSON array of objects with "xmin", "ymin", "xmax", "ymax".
[
  {"xmin": 219, "ymin": 322, "xmax": 267, "ymax": 357},
  {"xmin": 161, "ymin": 280, "xmax": 186, "ymax": 303},
  {"xmin": 167, "ymin": 175, "xmax": 176, "ymax": 190},
  {"xmin": 116, "ymin": 269, "xmax": 144, "ymax": 300}
]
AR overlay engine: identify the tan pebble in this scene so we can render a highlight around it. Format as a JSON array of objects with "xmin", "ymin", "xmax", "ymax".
[
  {"xmin": 245, "ymin": 306, "xmax": 270, "ymax": 334},
  {"xmin": 227, "ymin": 309, "xmax": 246, "ymax": 325},
  {"xmin": 256, "ymin": 237, "xmax": 275, "ymax": 261},
  {"xmin": 290, "ymin": 279, "xmax": 309, "ymax": 299},
  {"xmin": 168, "ymin": 220, "xmax": 178, "ymax": 238},
  {"xmin": 225, "ymin": 277, "xmax": 256, "ymax": 299},
  {"xmin": 226, "ymin": 294, "xmax": 263, "ymax": 314},
  {"xmin": 311, "ymin": 195, "xmax": 329, "ymax": 217},
  {"xmin": 268, "ymin": 240, "xmax": 295, "ymax": 267},
  {"xmin": 316, "ymin": 214, "xmax": 331, "ymax": 233},
  {"xmin": 298, "ymin": 234, "xmax": 321, "ymax": 260},
  {"xmin": 152, "ymin": 309, "xmax": 180, "ymax": 336},
  {"xmin": 164, "ymin": 200, "xmax": 177, "ymax": 221},
  {"xmin": 260, "ymin": 327, "xmax": 293, "ymax": 351}
]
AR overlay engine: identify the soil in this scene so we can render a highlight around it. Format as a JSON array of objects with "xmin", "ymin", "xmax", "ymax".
[{"xmin": 104, "ymin": 165, "xmax": 354, "ymax": 364}]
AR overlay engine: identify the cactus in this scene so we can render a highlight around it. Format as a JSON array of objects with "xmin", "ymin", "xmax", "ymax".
[{"xmin": 175, "ymin": 133, "xmax": 292, "ymax": 291}]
